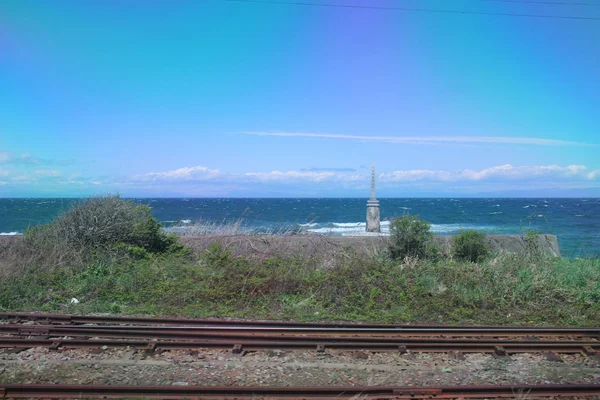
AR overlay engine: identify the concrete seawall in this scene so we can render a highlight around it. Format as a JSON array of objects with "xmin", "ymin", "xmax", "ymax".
[{"xmin": 181, "ymin": 234, "xmax": 560, "ymax": 259}]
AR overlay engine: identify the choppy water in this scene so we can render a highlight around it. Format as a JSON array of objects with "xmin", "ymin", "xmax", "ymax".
[{"xmin": 1, "ymin": 198, "xmax": 599, "ymax": 257}]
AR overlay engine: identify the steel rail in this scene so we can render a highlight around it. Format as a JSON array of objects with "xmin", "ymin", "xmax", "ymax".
[
  {"xmin": 1, "ymin": 337, "xmax": 599, "ymax": 355},
  {"xmin": 3, "ymin": 324, "xmax": 600, "ymax": 339},
  {"xmin": 8, "ymin": 325, "xmax": 600, "ymax": 345},
  {"xmin": 5, "ymin": 326, "xmax": 600, "ymax": 346},
  {"xmin": 2, "ymin": 312, "xmax": 598, "ymax": 332},
  {"xmin": 2, "ymin": 384, "xmax": 600, "ymax": 399}
]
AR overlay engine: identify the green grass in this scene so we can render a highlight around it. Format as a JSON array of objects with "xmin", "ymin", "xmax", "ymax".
[
  {"xmin": 1, "ymin": 243, "xmax": 599, "ymax": 326},
  {"xmin": 1, "ymin": 197, "xmax": 598, "ymax": 326}
]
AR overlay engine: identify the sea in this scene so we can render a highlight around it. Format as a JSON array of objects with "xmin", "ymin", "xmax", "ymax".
[{"xmin": 1, "ymin": 198, "xmax": 599, "ymax": 258}]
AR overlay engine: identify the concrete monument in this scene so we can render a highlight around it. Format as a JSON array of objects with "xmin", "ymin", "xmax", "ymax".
[{"xmin": 366, "ymin": 164, "xmax": 381, "ymax": 233}]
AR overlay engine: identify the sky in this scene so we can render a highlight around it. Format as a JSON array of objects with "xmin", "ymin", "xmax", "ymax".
[{"xmin": 0, "ymin": 0, "xmax": 599, "ymax": 197}]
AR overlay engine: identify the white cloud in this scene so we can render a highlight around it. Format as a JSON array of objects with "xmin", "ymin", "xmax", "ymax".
[
  {"xmin": 381, "ymin": 164, "xmax": 599, "ymax": 183},
  {"xmin": 133, "ymin": 166, "xmax": 363, "ymax": 184},
  {"xmin": 129, "ymin": 164, "xmax": 600, "ymax": 188},
  {"xmin": 32, "ymin": 169, "xmax": 62, "ymax": 178},
  {"xmin": 588, "ymin": 170, "xmax": 600, "ymax": 180},
  {"xmin": 135, "ymin": 166, "xmax": 222, "ymax": 181},
  {"xmin": 240, "ymin": 132, "xmax": 593, "ymax": 147},
  {"xmin": 244, "ymin": 170, "xmax": 337, "ymax": 182},
  {"xmin": 0, "ymin": 151, "xmax": 40, "ymax": 165},
  {"xmin": 0, "ymin": 152, "xmax": 12, "ymax": 164}
]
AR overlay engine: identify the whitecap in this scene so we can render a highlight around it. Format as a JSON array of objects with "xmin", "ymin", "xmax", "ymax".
[
  {"xmin": 0, "ymin": 232, "xmax": 22, "ymax": 235},
  {"xmin": 308, "ymin": 227, "xmax": 388, "ymax": 236},
  {"xmin": 332, "ymin": 222, "xmax": 365, "ymax": 227},
  {"xmin": 430, "ymin": 224, "xmax": 497, "ymax": 233},
  {"xmin": 330, "ymin": 221, "xmax": 390, "ymax": 228},
  {"xmin": 489, "ymin": 212, "xmax": 503, "ymax": 215},
  {"xmin": 181, "ymin": 220, "xmax": 191, "ymax": 224}
]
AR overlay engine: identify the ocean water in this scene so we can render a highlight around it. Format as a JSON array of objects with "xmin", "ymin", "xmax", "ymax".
[{"xmin": 0, "ymin": 198, "xmax": 599, "ymax": 257}]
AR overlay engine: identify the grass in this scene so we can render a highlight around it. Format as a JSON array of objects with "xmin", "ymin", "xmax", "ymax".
[
  {"xmin": 1, "ymin": 242, "xmax": 598, "ymax": 326},
  {"xmin": 1, "ymin": 197, "xmax": 598, "ymax": 326}
]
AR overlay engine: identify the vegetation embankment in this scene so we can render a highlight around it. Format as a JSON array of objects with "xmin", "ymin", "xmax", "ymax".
[{"xmin": 0, "ymin": 197, "xmax": 598, "ymax": 326}]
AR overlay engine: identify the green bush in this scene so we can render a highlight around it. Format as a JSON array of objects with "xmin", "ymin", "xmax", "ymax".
[
  {"xmin": 388, "ymin": 214, "xmax": 435, "ymax": 260},
  {"xmin": 452, "ymin": 229, "xmax": 489, "ymax": 262},
  {"xmin": 25, "ymin": 196, "xmax": 178, "ymax": 254},
  {"xmin": 0, "ymin": 196, "xmax": 187, "ymax": 276}
]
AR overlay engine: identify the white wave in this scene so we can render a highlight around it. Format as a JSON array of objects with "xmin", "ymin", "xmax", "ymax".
[
  {"xmin": 576, "ymin": 214, "xmax": 584, "ymax": 217},
  {"xmin": 298, "ymin": 223, "xmax": 318, "ymax": 227},
  {"xmin": 493, "ymin": 204, "xmax": 500, "ymax": 207},
  {"xmin": 523, "ymin": 205, "xmax": 529, "ymax": 208},
  {"xmin": 0, "ymin": 232, "xmax": 21, "ymax": 235},
  {"xmin": 331, "ymin": 221, "xmax": 391, "ymax": 228},
  {"xmin": 331, "ymin": 222, "xmax": 365, "ymax": 227},
  {"xmin": 308, "ymin": 227, "xmax": 388, "ymax": 236},
  {"xmin": 307, "ymin": 221, "xmax": 497, "ymax": 236},
  {"xmin": 181, "ymin": 219, "xmax": 191, "ymax": 224},
  {"xmin": 430, "ymin": 224, "xmax": 496, "ymax": 233},
  {"xmin": 489, "ymin": 212, "xmax": 503, "ymax": 215}
]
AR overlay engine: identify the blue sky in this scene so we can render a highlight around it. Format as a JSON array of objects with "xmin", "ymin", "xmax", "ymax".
[{"xmin": 1, "ymin": 0, "xmax": 599, "ymax": 197}]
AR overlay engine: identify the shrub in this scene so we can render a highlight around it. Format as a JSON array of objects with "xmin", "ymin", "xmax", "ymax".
[
  {"xmin": 25, "ymin": 196, "xmax": 178, "ymax": 254},
  {"xmin": 0, "ymin": 196, "xmax": 185, "ymax": 276},
  {"xmin": 452, "ymin": 229, "xmax": 489, "ymax": 262},
  {"xmin": 388, "ymin": 214, "xmax": 435, "ymax": 260}
]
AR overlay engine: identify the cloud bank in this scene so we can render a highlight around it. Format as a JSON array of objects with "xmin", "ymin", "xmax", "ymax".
[
  {"xmin": 2, "ymin": 152, "xmax": 599, "ymax": 196},
  {"xmin": 380, "ymin": 164, "xmax": 600, "ymax": 183}
]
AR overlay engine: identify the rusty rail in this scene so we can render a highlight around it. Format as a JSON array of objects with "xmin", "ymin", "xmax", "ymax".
[
  {"xmin": 2, "ymin": 323, "xmax": 599, "ymax": 339},
  {"xmin": 2, "ymin": 312, "xmax": 598, "ymax": 333},
  {"xmin": 1, "ymin": 337, "xmax": 599, "ymax": 356},
  {"xmin": 2, "ymin": 384, "xmax": 600, "ymax": 399},
  {"xmin": 0, "ymin": 324, "xmax": 598, "ymax": 341}
]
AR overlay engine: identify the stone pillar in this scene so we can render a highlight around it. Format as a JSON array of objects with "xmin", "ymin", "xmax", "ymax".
[{"xmin": 366, "ymin": 164, "xmax": 381, "ymax": 233}]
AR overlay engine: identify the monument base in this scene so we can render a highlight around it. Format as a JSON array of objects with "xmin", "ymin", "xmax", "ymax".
[{"xmin": 366, "ymin": 200, "xmax": 380, "ymax": 233}]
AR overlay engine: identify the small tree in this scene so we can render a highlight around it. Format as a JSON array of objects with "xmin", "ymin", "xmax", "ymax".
[
  {"xmin": 388, "ymin": 214, "xmax": 434, "ymax": 260},
  {"xmin": 452, "ymin": 229, "xmax": 489, "ymax": 262}
]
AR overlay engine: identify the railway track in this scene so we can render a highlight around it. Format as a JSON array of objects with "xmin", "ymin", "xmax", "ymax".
[
  {"xmin": 2, "ymin": 314, "xmax": 600, "ymax": 399},
  {"xmin": 1, "ymin": 313, "xmax": 599, "ymax": 357},
  {"xmin": 2, "ymin": 383, "xmax": 600, "ymax": 399}
]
